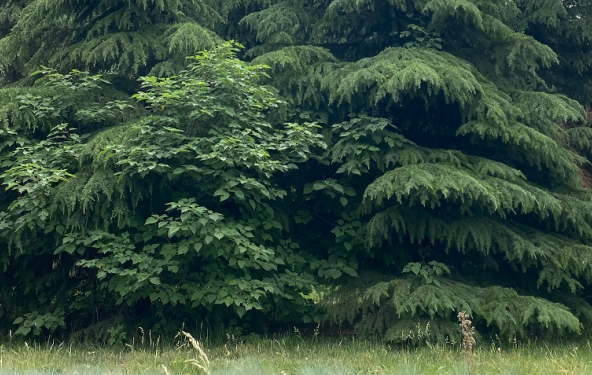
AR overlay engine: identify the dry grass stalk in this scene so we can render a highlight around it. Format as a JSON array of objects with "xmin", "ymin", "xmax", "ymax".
[
  {"xmin": 181, "ymin": 330, "xmax": 211, "ymax": 374},
  {"xmin": 458, "ymin": 311, "xmax": 476, "ymax": 373}
]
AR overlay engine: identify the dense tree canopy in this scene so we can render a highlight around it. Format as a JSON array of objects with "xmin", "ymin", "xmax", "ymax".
[
  {"xmin": 0, "ymin": 0, "xmax": 221, "ymax": 85},
  {"xmin": 225, "ymin": 0, "xmax": 592, "ymax": 341},
  {"xmin": 1, "ymin": 0, "xmax": 592, "ymax": 343}
]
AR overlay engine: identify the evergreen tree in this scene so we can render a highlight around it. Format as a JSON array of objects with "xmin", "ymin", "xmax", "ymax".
[
  {"xmin": 2, "ymin": 0, "xmax": 592, "ymax": 343},
  {"xmin": 0, "ymin": 0, "xmax": 29, "ymax": 82},
  {"xmin": 225, "ymin": 0, "xmax": 592, "ymax": 342},
  {"xmin": 0, "ymin": 0, "xmax": 27, "ymax": 38},
  {"xmin": 0, "ymin": 0, "xmax": 222, "ymax": 85},
  {"xmin": 520, "ymin": 0, "xmax": 592, "ymax": 104}
]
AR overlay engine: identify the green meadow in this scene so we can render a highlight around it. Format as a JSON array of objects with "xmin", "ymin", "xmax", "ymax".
[{"xmin": 1, "ymin": 335, "xmax": 590, "ymax": 375}]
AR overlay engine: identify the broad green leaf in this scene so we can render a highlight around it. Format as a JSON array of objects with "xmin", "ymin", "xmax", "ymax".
[
  {"xmin": 168, "ymin": 226, "xmax": 180, "ymax": 237},
  {"xmin": 145, "ymin": 217, "xmax": 158, "ymax": 225}
]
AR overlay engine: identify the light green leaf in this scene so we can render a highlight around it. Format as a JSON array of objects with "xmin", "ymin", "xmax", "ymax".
[
  {"xmin": 313, "ymin": 182, "xmax": 325, "ymax": 190},
  {"xmin": 145, "ymin": 217, "xmax": 158, "ymax": 225},
  {"xmin": 168, "ymin": 226, "xmax": 180, "ymax": 237}
]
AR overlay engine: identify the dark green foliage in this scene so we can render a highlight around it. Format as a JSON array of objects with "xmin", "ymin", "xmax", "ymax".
[
  {"xmin": 327, "ymin": 272, "xmax": 581, "ymax": 344},
  {"xmin": 0, "ymin": 43, "xmax": 324, "ymax": 337},
  {"xmin": 0, "ymin": 0, "xmax": 222, "ymax": 84},
  {"xmin": 0, "ymin": 0, "xmax": 28, "ymax": 38},
  {"xmin": 520, "ymin": 0, "xmax": 592, "ymax": 104},
  {"xmin": 1, "ymin": 0, "xmax": 592, "ymax": 344},
  {"xmin": 224, "ymin": 0, "xmax": 592, "ymax": 341}
]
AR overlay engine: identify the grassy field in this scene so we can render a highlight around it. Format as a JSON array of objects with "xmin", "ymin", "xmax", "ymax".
[{"xmin": 0, "ymin": 334, "xmax": 590, "ymax": 375}]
